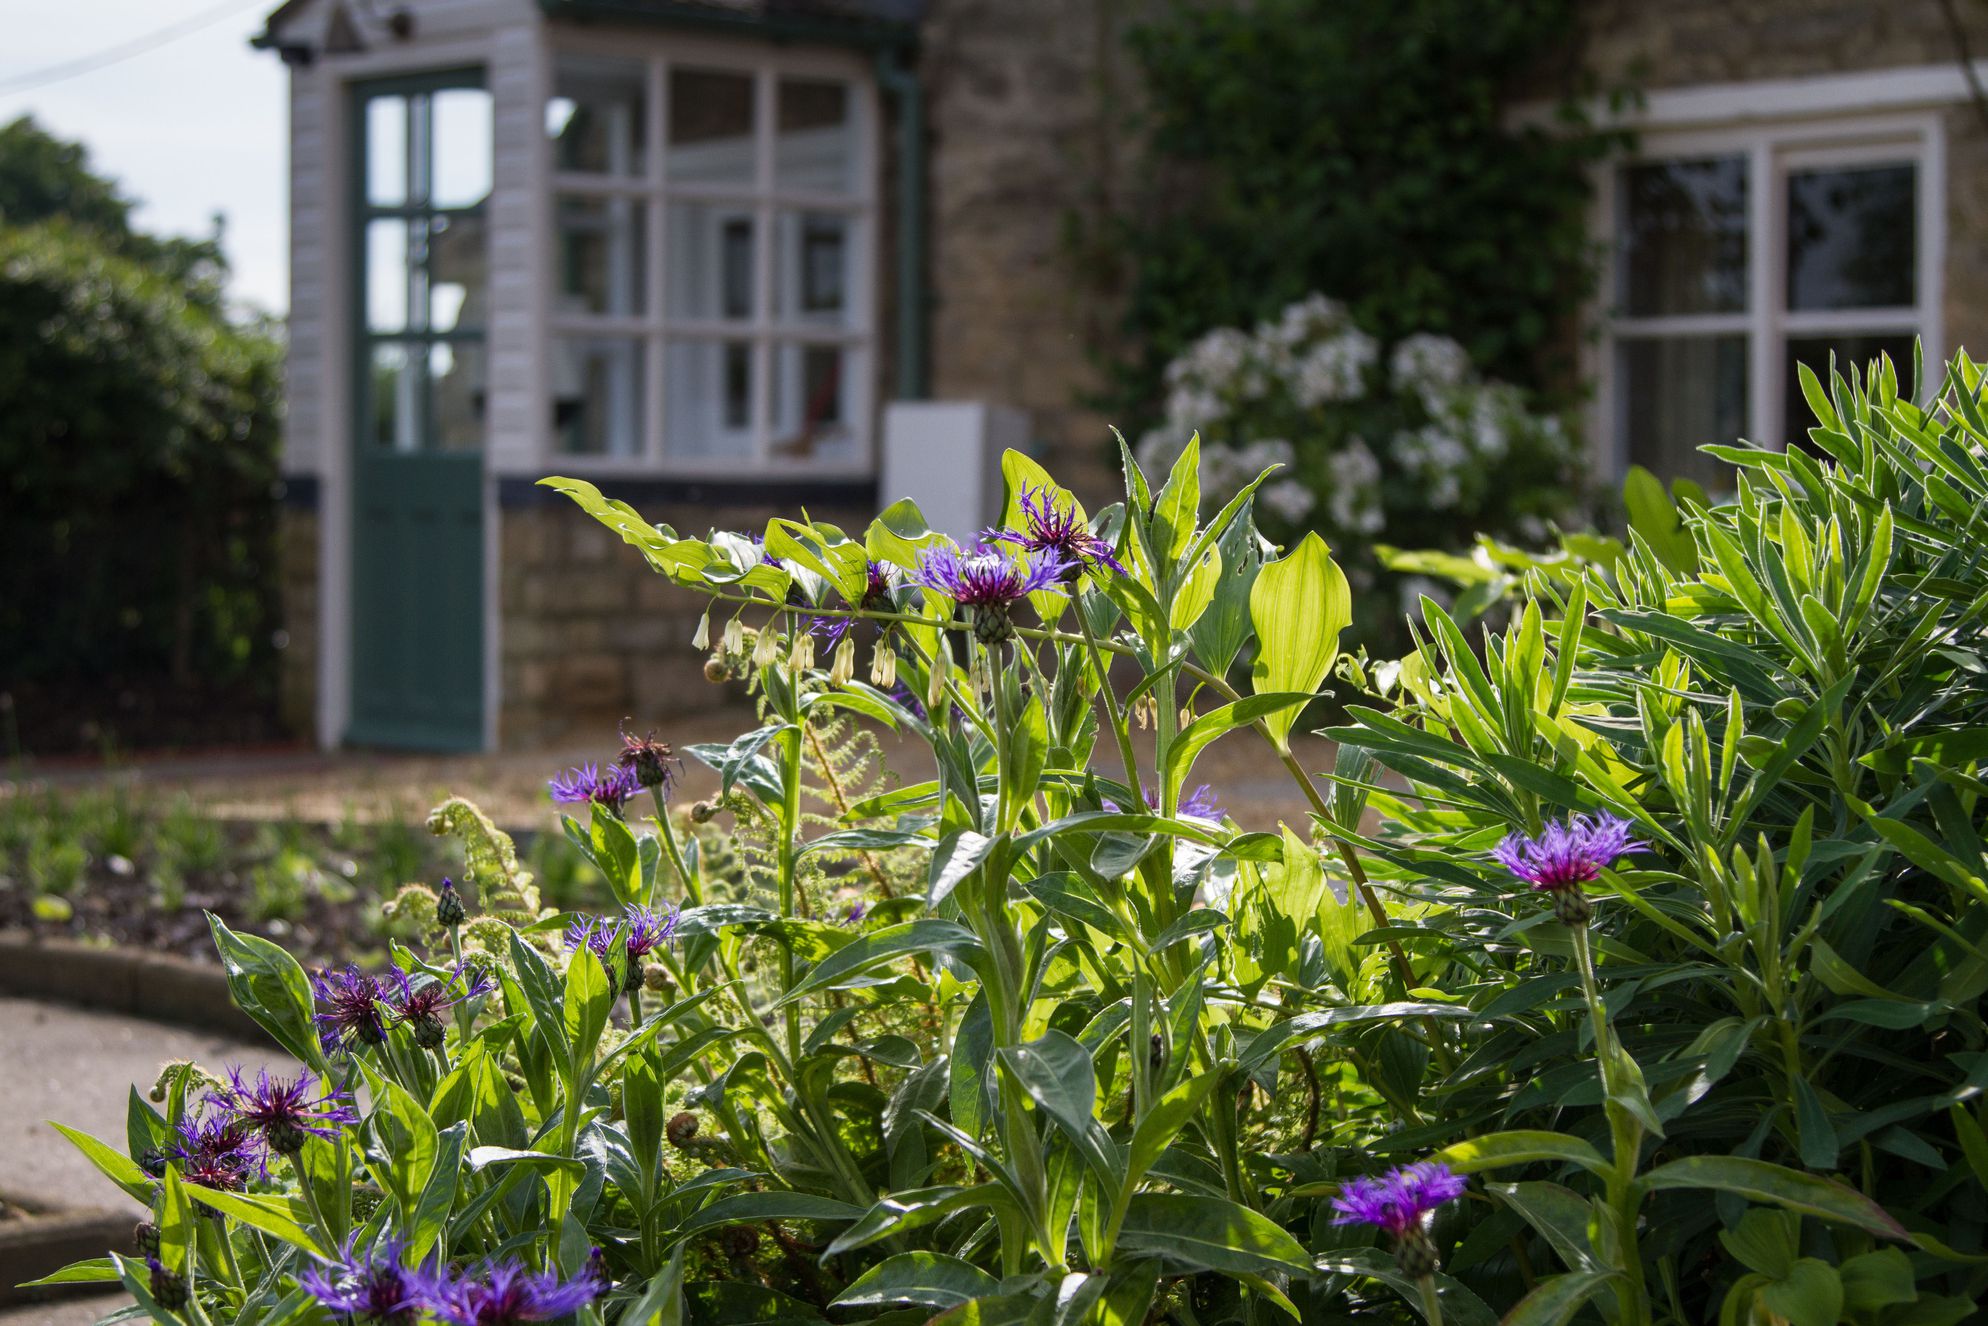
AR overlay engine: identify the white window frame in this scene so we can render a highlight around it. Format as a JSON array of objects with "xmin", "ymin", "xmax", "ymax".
[
  {"xmin": 541, "ymin": 31, "xmax": 880, "ymax": 478},
  {"xmin": 1593, "ymin": 110, "xmax": 1944, "ymax": 478}
]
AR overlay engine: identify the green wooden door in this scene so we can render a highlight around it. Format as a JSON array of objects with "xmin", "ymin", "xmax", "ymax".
[{"xmin": 348, "ymin": 72, "xmax": 491, "ymax": 750}]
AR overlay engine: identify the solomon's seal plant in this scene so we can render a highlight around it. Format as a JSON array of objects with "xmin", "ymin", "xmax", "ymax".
[{"xmin": 34, "ymin": 353, "xmax": 1988, "ymax": 1323}]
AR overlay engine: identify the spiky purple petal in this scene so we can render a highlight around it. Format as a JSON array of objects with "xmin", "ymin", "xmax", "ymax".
[
  {"xmin": 985, "ymin": 484, "xmax": 1125, "ymax": 577},
  {"xmin": 1331, "ymin": 1161, "xmax": 1467, "ymax": 1238},
  {"xmin": 1493, "ymin": 812, "xmax": 1645, "ymax": 893}
]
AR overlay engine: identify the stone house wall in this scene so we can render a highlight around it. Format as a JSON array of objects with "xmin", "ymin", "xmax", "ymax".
[
  {"xmin": 494, "ymin": 492, "xmax": 875, "ymax": 747},
  {"xmin": 1566, "ymin": 0, "xmax": 1988, "ymax": 360}
]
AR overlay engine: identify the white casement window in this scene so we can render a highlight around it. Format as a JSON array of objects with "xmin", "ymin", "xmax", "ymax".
[
  {"xmin": 544, "ymin": 43, "xmax": 877, "ymax": 473},
  {"xmin": 1597, "ymin": 113, "xmax": 1942, "ymax": 487}
]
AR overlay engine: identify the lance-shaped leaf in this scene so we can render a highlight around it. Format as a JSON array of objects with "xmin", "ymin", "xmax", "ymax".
[
  {"xmin": 1638, "ymin": 1156, "xmax": 1908, "ymax": 1239},
  {"xmin": 1249, "ymin": 533, "xmax": 1350, "ymax": 751},
  {"xmin": 832, "ymin": 1253, "xmax": 1000, "ymax": 1310}
]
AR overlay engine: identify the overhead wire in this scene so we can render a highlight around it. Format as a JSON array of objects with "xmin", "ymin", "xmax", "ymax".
[{"xmin": 0, "ymin": 0, "xmax": 269, "ymax": 98}]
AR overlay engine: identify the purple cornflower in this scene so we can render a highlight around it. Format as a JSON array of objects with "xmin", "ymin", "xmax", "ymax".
[
  {"xmin": 428, "ymin": 1258, "xmax": 605, "ymax": 1326},
  {"xmin": 1332, "ymin": 1161, "xmax": 1467, "ymax": 1237},
  {"xmin": 567, "ymin": 904, "xmax": 681, "ymax": 991},
  {"xmin": 301, "ymin": 1239, "xmax": 432, "ymax": 1325},
  {"xmin": 548, "ymin": 760, "xmax": 642, "ymax": 817},
  {"xmin": 838, "ymin": 899, "xmax": 870, "ymax": 925},
  {"xmin": 1494, "ymin": 812, "xmax": 1644, "ymax": 924},
  {"xmin": 169, "ymin": 1111, "xmax": 262, "ymax": 1190},
  {"xmin": 1332, "ymin": 1161, "xmax": 1466, "ymax": 1278},
  {"xmin": 311, "ymin": 965, "xmax": 400, "ymax": 1054},
  {"xmin": 986, "ymin": 484, "xmax": 1126, "ymax": 578},
  {"xmin": 912, "ymin": 541, "xmax": 1068, "ymax": 644},
  {"xmin": 809, "ymin": 560, "xmax": 897, "ymax": 642},
  {"xmin": 206, "ymin": 1067, "xmax": 357, "ymax": 1155},
  {"xmin": 390, "ymin": 966, "xmax": 495, "ymax": 1049}
]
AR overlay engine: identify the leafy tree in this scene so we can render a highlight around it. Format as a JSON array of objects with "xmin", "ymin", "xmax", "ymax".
[
  {"xmin": 0, "ymin": 115, "xmax": 227, "ymax": 300},
  {"xmin": 0, "ymin": 119, "xmax": 281, "ymax": 746}
]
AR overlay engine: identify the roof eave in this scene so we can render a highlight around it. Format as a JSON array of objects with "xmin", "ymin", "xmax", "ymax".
[{"xmin": 536, "ymin": 0, "xmax": 918, "ymax": 51}]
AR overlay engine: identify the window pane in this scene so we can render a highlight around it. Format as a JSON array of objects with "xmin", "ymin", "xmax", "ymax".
[
  {"xmin": 427, "ymin": 212, "xmax": 485, "ymax": 331},
  {"xmin": 770, "ymin": 343, "xmax": 856, "ymax": 463},
  {"xmin": 430, "ymin": 88, "xmax": 492, "ymax": 208},
  {"xmin": 665, "ymin": 338, "xmax": 755, "ymax": 459},
  {"xmin": 552, "ymin": 336, "xmax": 646, "ymax": 457},
  {"xmin": 367, "ymin": 218, "xmax": 419, "ymax": 331},
  {"xmin": 1619, "ymin": 156, "xmax": 1748, "ymax": 316},
  {"xmin": 776, "ymin": 78, "xmax": 854, "ymax": 194},
  {"xmin": 429, "ymin": 342, "xmax": 486, "ymax": 452},
  {"xmin": 366, "ymin": 95, "xmax": 407, "ymax": 205},
  {"xmin": 548, "ymin": 55, "xmax": 647, "ymax": 176},
  {"xmin": 776, "ymin": 211, "xmax": 850, "ymax": 326},
  {"xmin": 666, "ymin": 204, "xmax": 754, "ymax": 320},
  {"xmin": 1619, "ymin": 336, "xmax": 1748, "ymax": 490},
  {"xmin": 556, "ymin": 195, "xmax": 647, "ymax": 316},
  {"xmin": 1784, "ymin": 334, "xmax": 1916, "ymax": 446},
  {"xmin": 668, "ymin": 68, "xmax": 756, "ymax": 187},
  {"xmin": 370, "ymin": 343, "xmax": 418, "ymax": 451},
  {"xmin": 1787, "ymin": 164, "xmax": 1915, "ymax": 311}
]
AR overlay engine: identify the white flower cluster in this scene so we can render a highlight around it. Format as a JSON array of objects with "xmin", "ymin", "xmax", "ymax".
[{"xmin": 1139, "ymin": 293, "xmax": 1566, "ymax": 542}]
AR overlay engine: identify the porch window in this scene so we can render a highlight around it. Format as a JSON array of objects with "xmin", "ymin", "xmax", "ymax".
[
  {"xmin": 1601, "ymin": 116, "xmax": 1940, "ymax": 488},
  {"xmin": 546, "ymin": 48, "xmax": 875, "ymax": 472}
]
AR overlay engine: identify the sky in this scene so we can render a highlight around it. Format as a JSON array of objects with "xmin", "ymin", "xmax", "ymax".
[{"xmin": 0, "ymin": 0, "xmax": 290, "ymax": 313}]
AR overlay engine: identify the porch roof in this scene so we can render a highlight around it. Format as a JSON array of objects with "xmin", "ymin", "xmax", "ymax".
[{"xmin": 538, "ymin": 0, "xmax": 923, "ymax": 49}]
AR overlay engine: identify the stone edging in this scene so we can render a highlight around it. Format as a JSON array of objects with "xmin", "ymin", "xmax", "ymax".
[
  {"xmin": 0, "ymin": 931, "xmax": 259, "ymax": 1042},
  {"xmin": 0, "ymin": 1199, "xmax": 132, "ymax": 1307}
]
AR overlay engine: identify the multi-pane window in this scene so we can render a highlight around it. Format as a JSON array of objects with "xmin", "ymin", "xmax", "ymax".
[
  {"xmin": 361, "ymin": 84, "xmax": 493, "ymax": 453},
  {"xmin": 545, "ymin": 47, "xmax": 874, "ymax": 470},
  {"xmin": 1603, "ymin": 119, "xmax": 1938, "ymax": 488}
]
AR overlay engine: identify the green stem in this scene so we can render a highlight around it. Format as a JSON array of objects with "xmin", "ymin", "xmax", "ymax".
[
  {"xmin": 1416, "ymin": 1274, "xmax": 1445, "ymax": 1326},
  {"xmin": 1568, "ymin": 924, "xmax": 1651, "ymax": 1326},
  {"xmin": 1075, "ymin": 600, "xmax": 1144, "ymax": 809}
]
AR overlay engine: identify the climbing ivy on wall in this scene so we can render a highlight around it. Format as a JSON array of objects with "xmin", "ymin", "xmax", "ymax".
[{"xmin": 1081, "ymin": 0, "xmax": 1628, "ymax": 425}]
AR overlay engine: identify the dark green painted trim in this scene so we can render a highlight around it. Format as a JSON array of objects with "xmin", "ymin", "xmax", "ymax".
[
  {"xmin": 346, "ymin": 68, "xmax": 491, "ymax": 752},
  {"xmin": 537, "ymin": 0, "xmax": 918, "ymax": 51},
  {"xmin": 876, "ymin": 45, "xmax": 927, "ymax": 399}
]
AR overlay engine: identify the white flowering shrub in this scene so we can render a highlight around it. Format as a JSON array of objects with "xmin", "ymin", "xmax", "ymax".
[{"xmin": 1136, "ymin": 295, "xmax": 1579, "ymax": 629}]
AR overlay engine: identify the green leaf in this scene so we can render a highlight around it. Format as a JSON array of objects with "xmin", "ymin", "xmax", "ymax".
[
  {"xmin": 509, "ymin": 930, "xmax": 574, "ymax": 1080},
  {"xmin": 208, "ymin": 912, "xmax": 322, "ymax": 1070},
  {"xmin": 1124, "ymin": 1073, "xmax": 1221, "ymax": 1198},
  {"xmin": 998, "ymin": 1030, "xmax": 1116, "ymax": 1181},
  {"xmin": 1165, "ymin": 692, "xmax": 1313, "ymax": 788},
  {"xmin": 1237, "ymin": 1003, "xmax": 1473, "ymax": 1075},
  {"xmin": 1639, "ymin": 1156, "xmax": 1908, "ymax": 1238},
  {"xmin": 929, "ymin": 830, "xmax": 994, "ymax": 907},
  {"xmin": 675, "ymin": 1191, "xmax": 863, "ymax": 1239},
  {"xmin": 827, "ymin": 1185, "xmax": 1014, "ymax": 1256},
  {"xmin": 590, "ymin": 803, "xmax": 643, "ymax": 906},
  {"xmin": 1249, "ymin": 533, "xmax": 1350, "ymax": 750},
  {"xmin": 564, "ymin": 946, "xmax": 614, "ymax": 1068},
  {"xmin": 1487, "ymin": 1181, "xmax": 1597, "ymax": 1274},
  {"xmin": 1428, "ymin": 1130, "xmax": 1609, "ymax": 1177},
  {"xmin": 1837, "ymin": 1248, "xmax": 1917, "ymax": 1313},
  {"xmin": 832, "ymin": 1253, "xmax": 999, "ymax": 1310},
  {"xmin": 1497, "ymin": 1270, "xmax": 1618, "ymax": 1326},
  {"xmin": 1117, "ymin": 1194, "xmax": 1309, "ymax": 1276},
  {"xmin": 407, "ymin": 1122, "xmax": 465, "ymax": 1262},
  {"xmin": 1150, "ymin": 434, "xmax": 1202, "ymax": 567},
  {"xmin": 14, "ymin": 1258, "xmax": 120, "ymax": 1289},
  {"xmin": 779, "ymin": 920, "xmax": 985, "ymax": 1005},
  {"xmin": 363, "ymin": 1063, "xmax": 440, "ymax": 1220},
  {"xmin": 1758, "ymin": 1259, "xmax": 1844, "ymax": 1326},
  {"xmin": 49, "ymin": 1122, "xmax": 153, "ymax": 1203},
  {"xmin": 184, "ymin": 1186, "xmax": 325, "ymax": 1255}
]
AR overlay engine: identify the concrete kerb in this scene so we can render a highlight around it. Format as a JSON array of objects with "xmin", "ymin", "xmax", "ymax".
[
  {"xmin": 0, "ymin": 1200, "xmax": 131, "ymax": 1309},
  {"xmin": 0, "ymin": 933, "xmax": 258, "ymax": 1042}
]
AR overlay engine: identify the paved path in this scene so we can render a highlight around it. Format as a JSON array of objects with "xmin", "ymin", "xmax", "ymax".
[
  {"xmin": 0, "ymin": 999, "xmax": 280, "ymax": 1214},
  {"xmin": 0, "ymin": 1294, "xmax": 125, "ymax": 1326}
]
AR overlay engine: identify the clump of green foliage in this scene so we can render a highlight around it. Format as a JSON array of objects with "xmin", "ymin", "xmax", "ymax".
[
  {"xmin": 0, "ymin": 116, "xmax": 282, "ymax": 749},
  {"xmin": 40, "ymin": 349, "xmax": 1988, "ymax": 1326},
  {"xmin": 1081, "ymin": 0, "xmax": 1623, "ymax": 420}
]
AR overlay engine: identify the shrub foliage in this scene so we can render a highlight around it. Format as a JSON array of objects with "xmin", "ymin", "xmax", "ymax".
[{"xmin": 40, "ymin": 351, "xmax": 1988, "ymax": 1325}]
